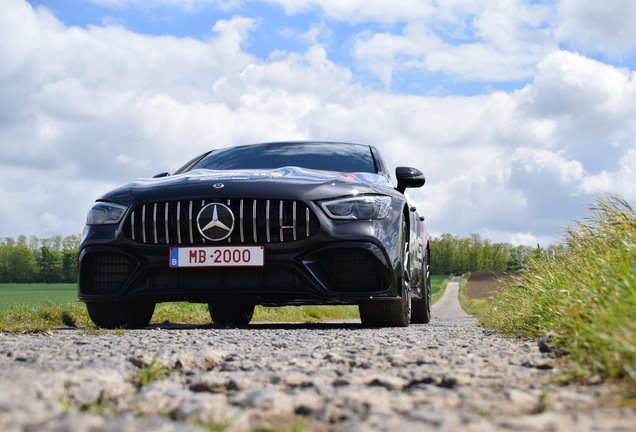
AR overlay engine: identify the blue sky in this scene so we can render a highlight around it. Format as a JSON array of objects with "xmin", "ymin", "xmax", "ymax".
[{"xmin": 2, "ymin": 0, "xmax": 636, "ymax": 245}]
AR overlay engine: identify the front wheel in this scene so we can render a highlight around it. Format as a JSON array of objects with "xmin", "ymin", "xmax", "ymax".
[
  {"xmin": 86, "ymin": 300, "xmax": 155, "ymax": 329},
  {"xmin": 359, "ymin": 219, "xmax": 411, "ymax": 327},
  {"xmin": 411, "ymin": 254, "xmax": 432, "ymax": 324},
  {"xmin": 208, "ymin": 303, "xmax": 255, "ymax": 327},
  {"xmin": 359, "ymin": 291, "xmax": 411, "ymax": 327}
]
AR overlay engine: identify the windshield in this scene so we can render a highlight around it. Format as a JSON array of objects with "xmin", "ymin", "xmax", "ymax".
[{"xmin": 188, "ymin": 142, "xmax": 377, "ymax": 173}]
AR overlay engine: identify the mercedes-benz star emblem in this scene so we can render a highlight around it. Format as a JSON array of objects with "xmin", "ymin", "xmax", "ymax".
[
  {"xmin": 197, "ymin": 203, "xmax": 235, "ymax": 241},
  {"xmin": 213, "ymin": 183, "xmax": 224, "ymax": 189}
]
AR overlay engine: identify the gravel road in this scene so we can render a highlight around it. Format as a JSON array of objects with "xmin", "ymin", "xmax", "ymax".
[{"xmin": 1, "ymin": 277, "xmax": 634, "ymax": 431}]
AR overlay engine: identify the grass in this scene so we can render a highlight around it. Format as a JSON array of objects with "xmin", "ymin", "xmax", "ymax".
[
  {"xmin": 480, "ymin": 194, "xmax": 636, "ymax": 388},
  {"xmin": 430, "ymin": 274, "xmax": 448, "ymax": 304},
  {"xmin": 0, "ymin": 302, "xmax": 94, "ymax": 332},
  {"xmin": 0, "ymin": 275, "xmax": 450, "ymax": 332},
  {"xmin": 152, "ymin": 303, "xmax": 361, "ymax": 325},
  {"xmin": 0, "ymin": 283, "xmax": 78, "ymax": 311},
  {"xmin": 137, "ymin": 355, "xmax": 172, "ymax": 387}
]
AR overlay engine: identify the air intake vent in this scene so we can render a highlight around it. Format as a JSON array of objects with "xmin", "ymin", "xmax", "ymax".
[
  {"xmin": 124, "ymin": 199, "xmax": 320, "ymax": 245},
  {"xmin": 322, "ymin": 249, "xmax": 381, "ymax": 292},
  {"xmin": 81, "ymin": 253, "xmax": 134, "ymax": 294}
]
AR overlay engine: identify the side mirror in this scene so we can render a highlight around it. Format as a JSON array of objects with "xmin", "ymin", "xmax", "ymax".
[
  {"xmin": 153, "ymin": 172, "xmax": 170, "ymax": 178},
  {"xmin": 396, "ymin": 167, "xmax": 425, "ymax": 194}
]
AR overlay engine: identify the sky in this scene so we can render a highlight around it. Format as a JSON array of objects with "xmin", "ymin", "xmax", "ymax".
[{"xmin": 1, "ymin": 0, "xmax": 636, "ymax": 246}]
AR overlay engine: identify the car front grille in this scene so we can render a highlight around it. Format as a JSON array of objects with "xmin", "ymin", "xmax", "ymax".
[{"xmin": 123, "ymin": 199, "xmax": 321, "ymax": 245}]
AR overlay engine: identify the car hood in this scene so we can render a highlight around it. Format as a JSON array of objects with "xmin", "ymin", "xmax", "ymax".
[{"xmin": 99, "ymin": 167, "xmax": 397, "ymax": 204}]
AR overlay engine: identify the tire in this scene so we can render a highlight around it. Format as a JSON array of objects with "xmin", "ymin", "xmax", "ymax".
[
  {"xmin": 411, "ymin": 251, "xmax": 432, "ymax": 324},
  {"xmin": 86, "ymin": 300, "xmax": 155, "ymax": 329},
  {"xmin": 359, "ymin": 219, "xmax": 411, "ymax": 327},
  {"xmin": 359, "ymin": 295, "xmax": 411, "ymax": 327},
  {"xmin": 208, "ymin": 303, "xmax": 255, "ymax": 327}
]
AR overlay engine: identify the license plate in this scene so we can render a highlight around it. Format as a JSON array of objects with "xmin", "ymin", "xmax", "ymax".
[{"xmin": 169, "ymin": 246, "xmax": 264, "ymax": 268}]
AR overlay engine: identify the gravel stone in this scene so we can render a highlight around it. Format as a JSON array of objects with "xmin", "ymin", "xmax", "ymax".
[{"xmin": 0, "ymin": 277, "xmax": 634, "ymax": 431}]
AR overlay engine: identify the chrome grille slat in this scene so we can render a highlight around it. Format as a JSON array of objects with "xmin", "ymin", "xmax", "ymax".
[
  {"xmin": 266, "ymin": 200, "xmax": 271, "ymax": 243},
  {"xmin": 293, "ymin": 201, "xmax": 297, "ymax": 241},
  {"xmin": 279, "ymin": 201, "xmax": 284, "ymax": 242},
  {"xmin": 164, "ymin": 203, "xmax": 170, "ymax": 244},
  {"xmin": 252, "ymin": 200, "xmax": 257, "ymax": 243},
  {"xmin": 239, "ymin": 200, "xmax": 245, "ymax": 243},
  {"xmin": 153, "ymin": 203, "xmax": 158, "ymax": 244},
  {"xmin": 188, "ymin": 201, "xmax": 194, "ymax": 244},
  {"xmin": 176, "ymin": 202, "xmax": 182, "ymax": 244},
  {"xmin": 131, "ymin": 211, "xmax": 136, "ymax": 241},
  {"xmin": 125, "ymin": 198, "xmax": 319, "ymax": 246},
  {"xmin": 142, "ymin": 205, "xmax": 147, "ymax": 244}
]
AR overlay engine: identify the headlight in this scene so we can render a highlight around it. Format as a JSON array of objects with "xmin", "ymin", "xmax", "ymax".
[
  {"xmin": 86, "ymin": 202, "xmax": 128, "ymax": 225},
  {"xmin": 320, "ymin": 196, "xmax": 392, "ymax": 220}
]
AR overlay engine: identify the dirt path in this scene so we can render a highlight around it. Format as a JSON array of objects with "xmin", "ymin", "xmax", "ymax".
[{"xmin": 432, "ymin": 275, "xmax": 472, "ymax": 319}]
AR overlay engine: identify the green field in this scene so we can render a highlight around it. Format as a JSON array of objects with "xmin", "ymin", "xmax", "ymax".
[
  {"xmin": 0, "ymin": 283, "xmax": 78, "ymax": 311},
  {"xmin": 0, "ymin": 276, "xmax": 448, "ymax": 313}
]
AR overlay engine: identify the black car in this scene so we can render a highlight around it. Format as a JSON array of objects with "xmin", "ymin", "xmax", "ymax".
[{"xmin": 78, "ymin": 141, "xmax": 431, "ymax": 328}]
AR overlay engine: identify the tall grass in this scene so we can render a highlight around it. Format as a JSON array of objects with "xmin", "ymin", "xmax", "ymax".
[{"xmin": 483, "ymin": 194, "xmax": 636, "ymax": 384}]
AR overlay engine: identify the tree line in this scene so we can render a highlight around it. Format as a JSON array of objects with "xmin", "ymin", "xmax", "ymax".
[
  {"xmin": 0, "ymin": 232, "xmax": 563, "ymax": 283},
  {"xmin": 428, "ymin": 233, "xmax": 564, "ymax": 275},
  {"xmin": 0, "ymin": 235, "xmax": 81, "ymax": 283}
]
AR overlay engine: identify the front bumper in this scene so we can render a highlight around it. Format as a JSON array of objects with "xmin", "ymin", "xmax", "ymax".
[{"xmin": 78, "ymin": 229, "xmax": 401, "ymax": 306}]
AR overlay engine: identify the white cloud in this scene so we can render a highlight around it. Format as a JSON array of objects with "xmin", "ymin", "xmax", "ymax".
[
  {"xmin": 521, "ymin": 51, "xmax": 636, "ymax": 118},
  {"xmin": 510, "ymin": 148, "xmax": 585, "ymax": 186},
  {"xmin": 557, "ymin": 0, "xmax": 636, "ymax": 57},
  {"xmin": 516, "ymin": 51, "xmax": 636, "ymax": 177},
  {"xmin": 269, "ymin": 0, "xmax": 435, "ymax": 23},
  {"xmin": 580, "ymin": 149, "xmax": 636, "ymax": 197},
  {"xmin": 350, "ymin": 1, "xmax": 557, "ymax": 87}
]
